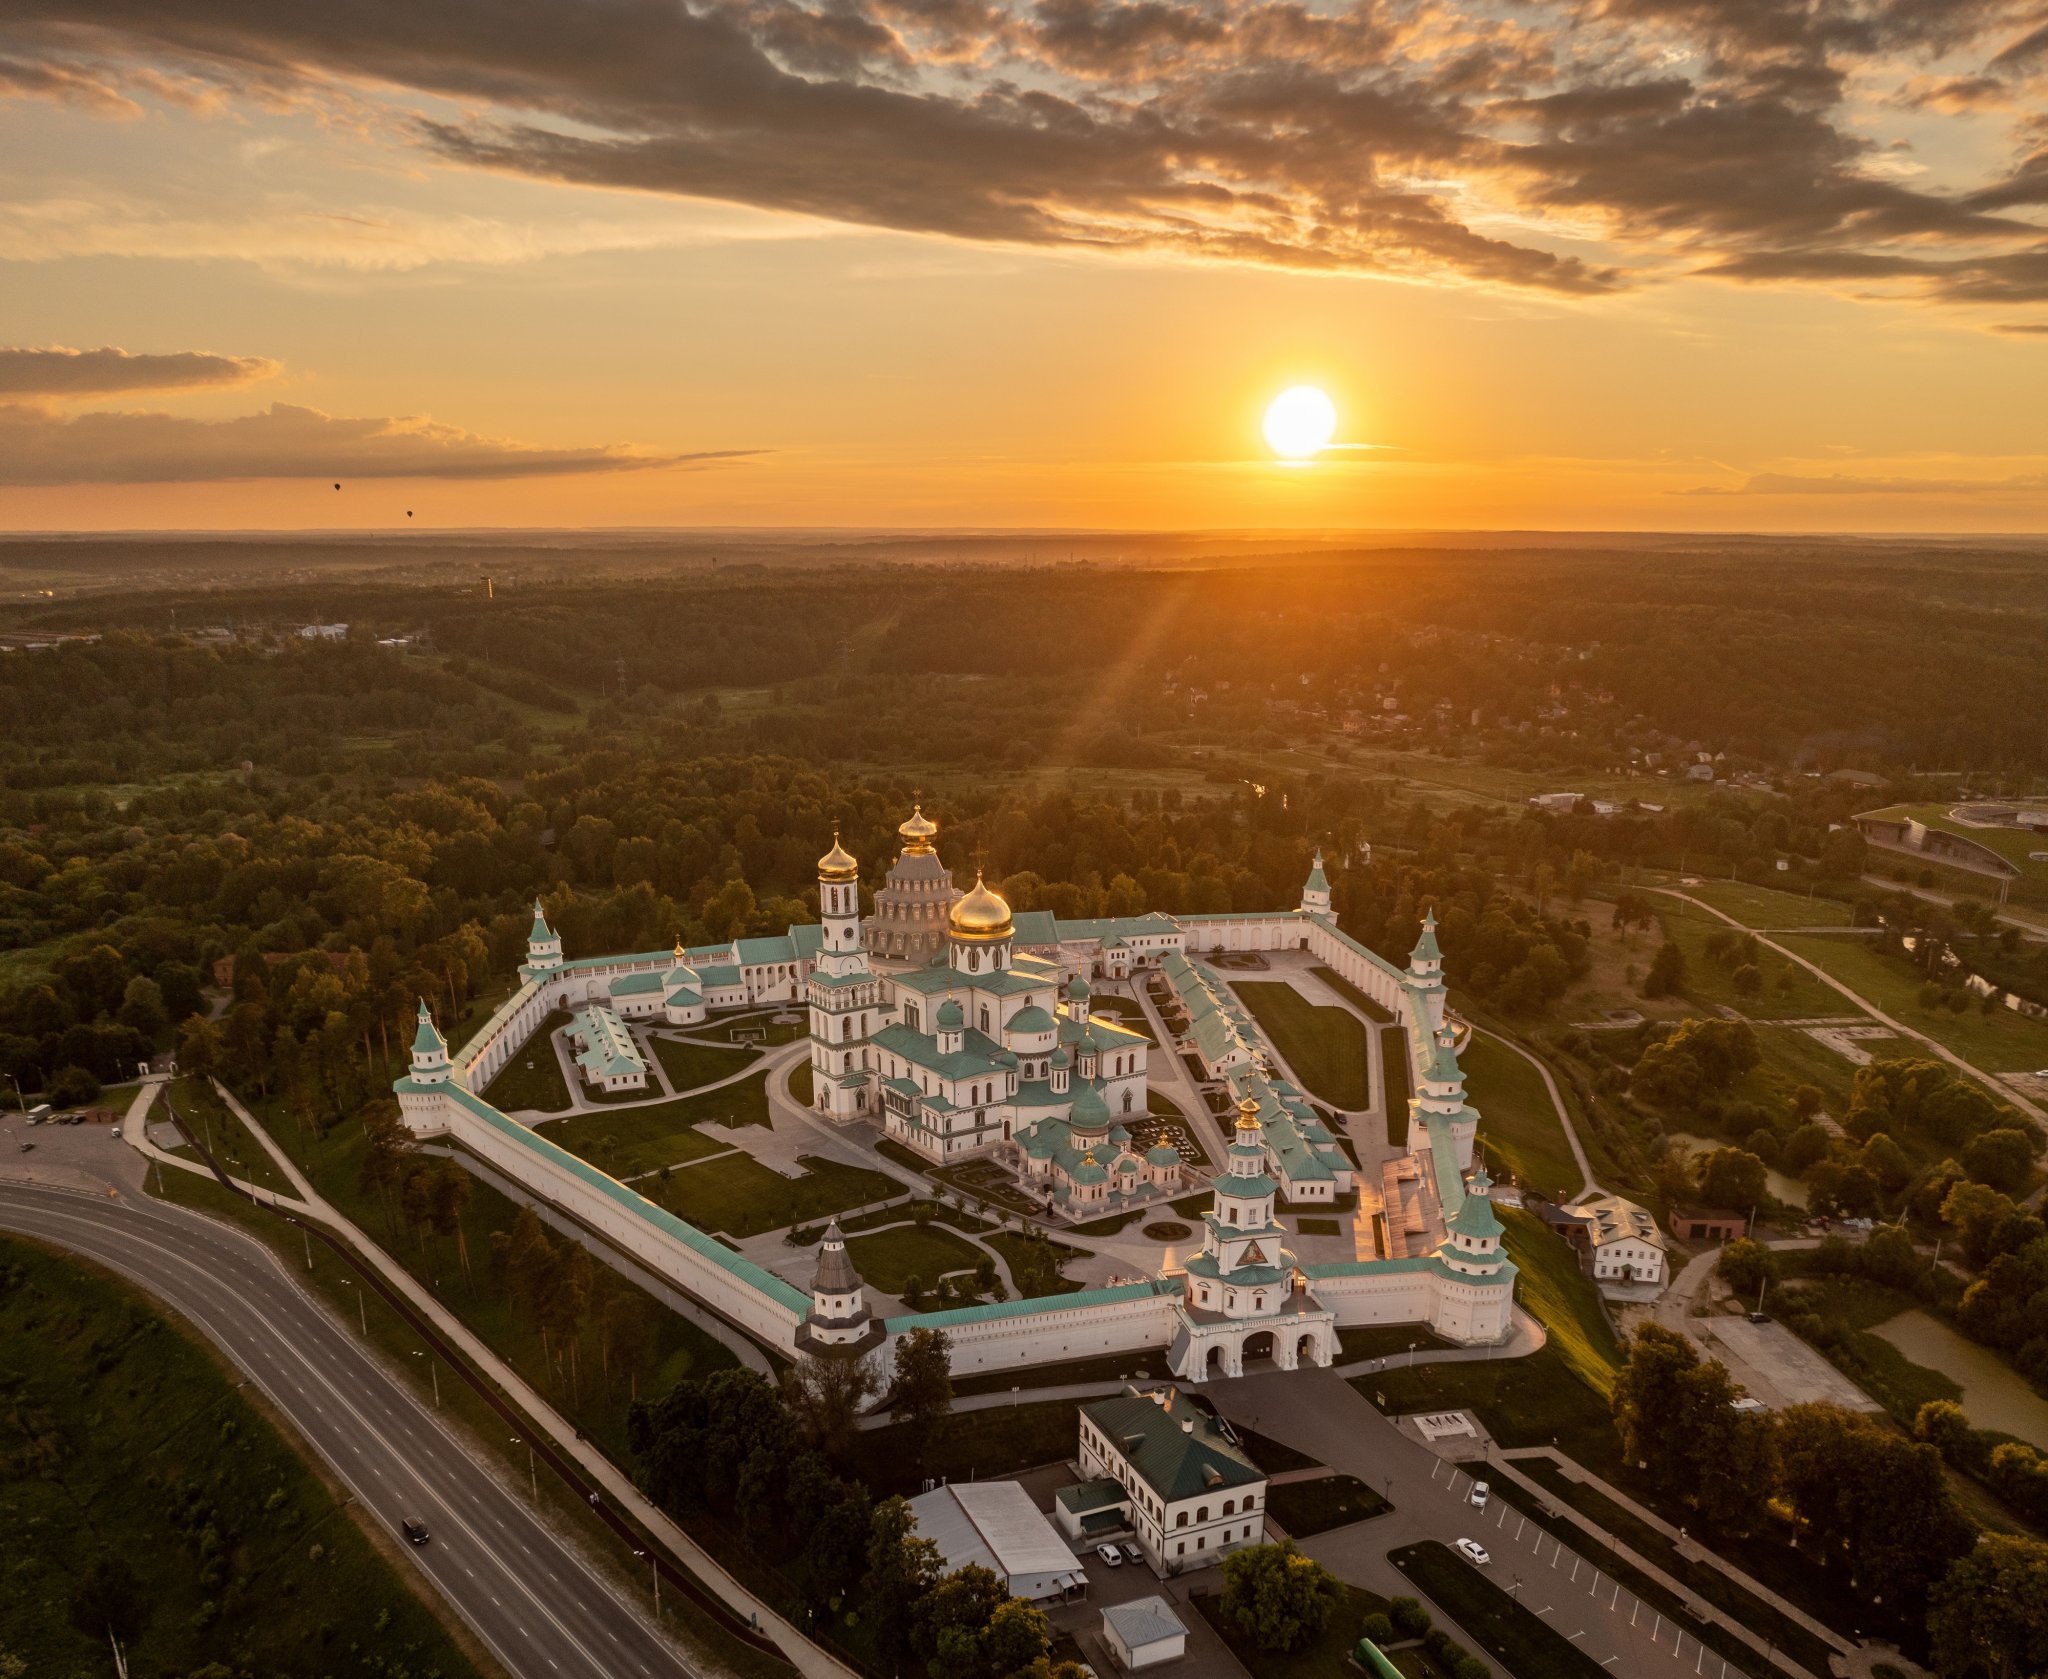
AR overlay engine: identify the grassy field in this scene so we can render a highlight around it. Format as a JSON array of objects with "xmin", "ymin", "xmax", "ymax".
[
  {"xmin": 1655, "ymin": 899, "xmax": 1850, "ymax": 1020},
  {"xmin": 986, "ymin": 1230, "xmax": 1087, "ymax": 1296},
  {"xmin": 1382, "ymin": 1025, "xmax": 1411, "ymax": 1145},
  {"xmin": 655, "ymin": 1149, "xmax": 900, "ymax": 1238},
  {"xmin": 844, "ymin": 1222, "xmax": 985, "ymax": 1292},
  {"xmin": 1314, "ymin": 964, "xmax": 1396, "ymax": 1022},
  {"xmin": 1235, "ymin": 981, "xmax": 1373, "ymax": 1109},
  {"xmin": 849, "ymin": 1397, "xmax": 1080, "ymax": 1496},
  {"xmin": 0, "ymin": 1235, "xmax": 493, "ymax": 1679},
  {"xmin": 1461, "ymin": 1034, "xmax": 1581, "ymax": 1199},
  {"xmin": 1192, "ymin": 1580, "xmax": 1392, "ymax": 1679},
  {"xmin": 789, "ymin": 1059, "xmax": 814, "ymax": 1106},
  {"xmin": 1500, "ymin": 1206, "xmax": 1622, "ymax": 1394},
  {"xmin": 535, "ymin": 1101, "xmax": 733, "ymax": 1178},
  {"xmin": 476, "ymin": 1009, "xmax": 574, "ymax": 1112},
  {"xmin": 1266, "ymin": 1473, "xmax": 1391, "ymax": 1536},
  {"xmin": 1778, "ymin": 933, "xmax": 2048, "ymax": 1072},
  {"xmin": 1362, "ymin": 1342, "xmax": 1621, "ymax": 1464},
  {"xmin": 650, "ymin": 1034, "xmax": 759, "ymax": 1093},
  {"xmin": 1389, "ymin": 1542, "xmax": 1606, "ymax": 1679},
  {"xmin": 1683, "ymin": 880, "xmax": 1854, "ymax": 929}
]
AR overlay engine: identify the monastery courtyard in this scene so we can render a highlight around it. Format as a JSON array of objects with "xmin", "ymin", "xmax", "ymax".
[{"xmin": 473, "ymin": 946, "xmax": 1408, "ymax": 1320}]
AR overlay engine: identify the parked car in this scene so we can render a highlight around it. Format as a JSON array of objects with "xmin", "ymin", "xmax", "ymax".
[
  {"xmin": 401, "ymin": 1518, "xmax": 430, "ymax": 1546},
  {"xmin": 110, "ymin": 1125, "xmax": 121, "ymax": 1139},
  {"xmin": 17, "ymin": 1141, "xmax": 32, "ymax": 1153},
  {"xmin": 1469, "ymin": 1480, "xmax": 1490, "ymax": 1509},
  {"xmin": 1748, "ymin": 1311, "xmax": 1770, "ymax": 1324},
  {"xmin": 1094, "ymin": 1544, "xmax": 1123, "ymax": 1567},
  {"xmin": 1454, "ymin": 1538, "xmax": 1490, "ymax": 1566},
  {"xmin": 1119, "ymin": 1541, "xmax": 1143, "ymax": 1565}
]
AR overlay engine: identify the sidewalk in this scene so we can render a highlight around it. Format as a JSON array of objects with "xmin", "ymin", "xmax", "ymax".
[{"xmin": 184, "ymin": 1082, "xmax": 856, "ymax": 1679}]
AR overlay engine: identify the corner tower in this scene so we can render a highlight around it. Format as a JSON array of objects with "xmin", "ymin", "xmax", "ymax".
[
  {"xmin": 1300, "ymin": 849, "xmax": 1331, "ymax": 916},
  {"xmin": 523, "ymin": 900, "xmax": 563, "ymax": 980},
  {"xmin": 796, "ymin": 1219, "xmax": 884, "ymax": 1356}
]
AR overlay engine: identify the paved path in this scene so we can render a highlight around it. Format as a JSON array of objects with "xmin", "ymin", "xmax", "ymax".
[
  {"xmin": 1651, "ymin": 890, "xmax": 2046, "ymax": 1125},
  {"xmin": 0, "ymin": 1166, "xmax": 708, "ymax": 1679}
]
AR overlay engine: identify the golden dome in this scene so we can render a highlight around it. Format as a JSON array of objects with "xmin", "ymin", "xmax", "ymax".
[
  {"xmin": 948, "ymin": 870, "xmax": 1013, "ymax": 941},
  {"xmin": 898, "ymin": 803, "xmax": 939, "ymax": 855},
  {"xmin": 1236, "ymin": 1095, "xmax": 1263, "ymax": 1131},
  {"xmin": 817, "ymin": 830, "xmax": 859, "ymax": 883}
]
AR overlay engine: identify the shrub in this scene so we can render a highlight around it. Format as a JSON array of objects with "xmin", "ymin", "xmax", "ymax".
[
  {"xmin": 1359, "ymin": 1612, "xmax": 1394, "ymax": 1645},
  {"xmin": 1389, "ymin": 1596, "xmax": 1431, "ymax": 1639}
]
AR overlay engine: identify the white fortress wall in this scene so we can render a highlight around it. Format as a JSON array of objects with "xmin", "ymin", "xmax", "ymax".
[{"xmin": 886, "ymin": 1284, "xmax": 1182, "ymax": 1377}]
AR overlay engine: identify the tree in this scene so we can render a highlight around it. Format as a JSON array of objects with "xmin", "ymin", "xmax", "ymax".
[
  {"xmin": 861, "ymin": 1495, "xmax": 941, "ymax": 1662},
  {"xmin": 177, "ymin": 1013, "xmax": 224, "ymax": 1081},
  {"xmin": 1731, "ymin": 962, "xmax": 1762, "ymax": 999},
  {"xmin": 1218, "ymin": 1541, "xmax": 1341, "ymax": 1653},
  {"xmin": 910, "ymin": 1564, "xmax": 1048, "ymax": 1679},
  {"xmin": 1962, "ymin": 1127, "xmax": 2037, "ymax": 1195},
  {"xmin": 1782, "ymin": 1121, "xmax": 1831, "ymax": 1173},
  {"xmin": 1642, "ymin": 941, "xmax": 1686, "ymax": 999},
  {"xmin": 1612, "ymin": 1324, "xmax": 1701, "ymax": 1485},
  {"xmin": 782, "ymin": 1351, "xmax": 882, "ymax": 1463},
  {"xmin": 117, "ymin": 974, "xmax": 168, "ymax": 1039},
  {"xmin": 1715, "ymin": 1238, "xmax": 1777, "ymax": 1300},
  {"xmin": 890, "ymin": 1327, "xmax": 953, "ymax": 1456},
  {"xmin": 1696, "ymin": 1147, "xmax": 1767, "ymax": 1211},
  {"xmin": 1929, "ymin": 1535, "xmax": 2048, "ymax": 1679},
  {"xmin": 46, "ymin": 1064, "xmax": 100, "ymax": 1106}
]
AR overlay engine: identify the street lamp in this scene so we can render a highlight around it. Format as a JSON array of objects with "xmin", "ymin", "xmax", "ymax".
[{"xmin": 510, "ymin": 1435, "xmax": 537, "ymax": 1499}]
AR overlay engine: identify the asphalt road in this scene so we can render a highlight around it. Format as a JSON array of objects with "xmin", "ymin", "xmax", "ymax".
[{"xmin": 0, "ymin": 1178, "xmax": 702, "ymax": 1679}]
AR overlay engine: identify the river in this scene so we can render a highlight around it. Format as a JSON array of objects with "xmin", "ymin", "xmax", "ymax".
[
  {"xmin": 1871, "ymin": 1308, "xmax": 2048, "ymax": 1448},
  {"xmin": 1665, "ymin": 1131, "xmax": 1809, "ymax": 1208}
]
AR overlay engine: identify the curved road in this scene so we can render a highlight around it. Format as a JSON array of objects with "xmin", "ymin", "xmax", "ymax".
[{"xmin": 0, "ymin": 1179, "xmax": 701, "ymax": 1679}]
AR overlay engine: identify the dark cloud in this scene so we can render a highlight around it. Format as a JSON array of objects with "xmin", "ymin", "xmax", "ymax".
[
  {"xmin": 0, "ymin": 400, "xmax": 740, "ymax": 484},
  {"xmin": 0, "ymin": 345, "xmax": 279, "ymax": 396},
  {"xmin": 0, "ymin": 0, "xmax": 2043, "ymax": 310}
]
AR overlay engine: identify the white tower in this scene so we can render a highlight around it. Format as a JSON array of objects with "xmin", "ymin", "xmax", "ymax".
[
  {"xmin": 796, "ymin": 1218, "xmax": 880, "ymax": 1353},
  {"xmin": 808, "ymin": 831, "xmax": 881, "ymax": 1123},
  {"xmin": 1406, "ymin": 1020, "xmax": 1478, "ymax": 1169},
  {"xmin": 1300, "ymin": 849, "xmax": 1331, "ymax": 916},
  {"xmin": 409, "ymin": 999, "xmax": 451, "ymax": 1086},
  {"xmin": 1406, "ymin": 909, "xmax": 1447, "ymax": 1032},
  {"xmin": 523, "ymin": 901, "xmax": 563, "ymax": 980}
]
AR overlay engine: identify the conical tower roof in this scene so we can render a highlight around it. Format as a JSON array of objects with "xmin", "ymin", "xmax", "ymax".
[
  {"xmin": 812, "ymin": 1219, "xmax": 862, "ymax": 1294},
  {"xmin": 1304, "ymin": 849, "xmax": 1330, "ymax": 895},
  {"xmin": 529, "ymin": 899, "xmax": 554, "ymax": 942},
  {"xmin": 411, "ymin": 998, "xmax": 445, "ymax": 1056},
  {"xmin": 1411, "ymin": 909, "xmax": 1442, "ymax": 965}
]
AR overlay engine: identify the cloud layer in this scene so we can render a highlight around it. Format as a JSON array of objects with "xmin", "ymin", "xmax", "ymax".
[
  {"xmin": 1, "ymin": 0, "xmax": 2044, "ymax": 310},
  {"xmin": 0, "ymin": 399, "xmax": 740, "ymax": 483},
  {"xmin": 0, "ymin": 344, "xmax": 279, "ymax": 395}
]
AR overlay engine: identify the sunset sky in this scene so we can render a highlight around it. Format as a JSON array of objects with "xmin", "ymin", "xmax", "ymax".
[{"xmin": 3, "ymin": 0, "xmax": 2048, "ymax": 532}]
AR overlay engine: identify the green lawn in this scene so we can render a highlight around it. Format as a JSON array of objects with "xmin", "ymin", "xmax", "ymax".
[
  {"xmin": 986, "ymin": 1230, "xmax": 1087, "ymax": 1296},
  {"xmin": 1460, "ymin": 1034, "xmax": 1581, "ymax": 1199},
  {"xmin": 844, "ymin": 1223, "xmax": 986, "ymax": 1292},
  {"xmin": 656, "ymin": 1150, "xmax": 901, "ymax": 1238},
  {"xmin": 1778, "ymin": 933, "xmax": 2048, "ymax": 1072},
  {"xmin": 1314, "ymin": 965, "xmax": 1397, "ymax": 1022},
  {"xmin": 0, "ymin": 1235, "xmax": 492, "ymax": 1679},
  {"xmin": 789, "ymin": 1058, "xmax": 814, "ymax": 1106},
  {"xmin": 477, "ymin": 1008, "xmax": 575, "ymax": 1112},
  {"xmin": 1235, "ymin": 981, "xmax": 1372, "ymax": 1109},
  {"xmin": 1192, "ymin": 1580, "xmax": 1392, "ymax": 1679},
  {"xmin": 535, "ymin": 1100, "xmax": 734, "ymax": 1179},
  {"xmin": 1685, "ymin": 880, "xmax": 1854, "ymax": 929},
  {"xmin": 1383, "ymin": 1026, "xmax": 1411, "ymax": 1146},
  {"xmin": 850, "ymin": 1398, "xmax": 1080, "ymax": 1496},
  {"xmin": 1656, "ymin": 900, "xmax": 1847, "ymax": 1020},
  {"xmin": 651, "ymin": 1034, "xmax": 759, "ymax": 1093},
  {"xmin": 1500, "ymin": 1206, "xmax": 1622, "ymax": 1394},
  {"xmin": 1389, "ymin": 1542, "xmax": 1606, "ymax": 1679},
  {"xmin": 1266, "ymin": 1473, "xmax": 1391, "ymax": 1536},
  {"xmin": 1362, "ymin": 1342, "xmax": 1622, "ymax": 1465}
]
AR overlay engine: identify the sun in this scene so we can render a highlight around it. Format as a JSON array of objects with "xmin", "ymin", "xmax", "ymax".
[{"xmin": 1263, "ymin": 386, "xmax": 1337, "ymax": 459}]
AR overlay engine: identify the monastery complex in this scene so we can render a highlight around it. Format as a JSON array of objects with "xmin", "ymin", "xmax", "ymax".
[{"xmin": 394, "ymin": 807, "xmax": 1517, "ymax": 1384}]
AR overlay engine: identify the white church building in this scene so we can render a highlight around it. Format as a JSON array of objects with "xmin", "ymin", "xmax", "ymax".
[{"xmin": 392, "ymin": 813, "xmax": 1517, "ymax": 1384}]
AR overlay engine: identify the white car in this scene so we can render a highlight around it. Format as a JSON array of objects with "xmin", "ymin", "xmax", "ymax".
[
  {"xmin": 1094, "ymin": 1543, "xmax": 1123, "ymax": 1567},
  {"xmin": 1468, "ymin": 1481, "xmax": 1490, "ymax": 1509},
  {"xmin": 1454, "ymin": 1538, "xmax": 1490, "ymax": 1567}
]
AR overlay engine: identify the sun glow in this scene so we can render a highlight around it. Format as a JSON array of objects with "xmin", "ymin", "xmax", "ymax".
[{"xmin": 1263, "ymin": 386, "xmax": 1337, "ymax": 459}]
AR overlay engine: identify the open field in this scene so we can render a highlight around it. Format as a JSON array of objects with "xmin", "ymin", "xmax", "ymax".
[
  {"xmin": 1655, "ymin": 899, "xmax": 1850, "ymax": 1019},
  {"xmin": 654, "ymin": 1149, "xmax": 900, "ymax": 1238},
  {"xmin": 1682, "ymin": 880, "xmax": 1854, "ymax": 929},
  {"xmin": 0, "ymin": 1235, "xmax": 494, "ymax": 1679},
  {"xmin": 1235, "ymin": 980, "xmax": 1372, "ymax": 1108},
  {"xmin": 1461, "ymin": 1035, "xmax": 1580, "ymax": 1199},
  {"xmin": 476, "ymin": 1009, "xmax": 574, "ymax": 1112},
  {"xmin": 1778, "ymin": 933, "xmax": 2048, "ymax": 1072},
  {"xmin": 844, "ymin": 1222, "xmax": 985, "ymax": 1292},
  {"xmin": 1314, "ymin": 964, "xmax": 1396, "ymax": 1022},
  {"xmin": 650, "ymin": 1034, "xmax": 759, "ymax": 1093},
  {"xmin": 535, "ymin": 1100, "xmax": 733, "ymax": 1178}
]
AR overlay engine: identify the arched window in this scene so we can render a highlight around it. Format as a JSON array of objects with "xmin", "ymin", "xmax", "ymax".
[
  {"xmin": 1197, "ymin": 1506, "xmax": 1209, "ymax": 1523},
  {"xmin": 1223, "ymin": 1499, "xmax": 1235, "ymax": 1515}
]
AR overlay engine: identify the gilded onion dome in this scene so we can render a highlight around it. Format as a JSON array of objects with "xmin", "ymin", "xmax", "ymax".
[
  {"xmin": 897, "ymin": 803, "xmax": 939, "ymax": 855},
  {"xmin": 948, "ymin": 870, "xmax": 1013, "ymax": 941},
  {"xmin": 1236, "ymin": 1094, "xmax": 1263, "ymax": 1131},
  {"xmin": 817, "ymin": 830, "xmax": 859, "ymax": 883}
]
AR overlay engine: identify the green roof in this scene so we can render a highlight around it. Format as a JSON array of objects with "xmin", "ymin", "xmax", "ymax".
[
  {"xmin": 1411, "ymin": 910, "xmax": 1442, "ymax": 964},
  {"xmin": 735, "ymin": 935, "xmax": 799, "ymax": 966},
  {"xmin": 1080, "ymin": 1388, "xmax": 1262, "ymax": 1500},
  {"xmin": 528, "ymin": 901, "xmax": 554, "ymax": 942},
  {"xmin": 1305, "ymin": 852, "xmax": 1330, "ymax": 894},
  {"xmin": 886, "ymin": 1278, "xmax": 1169, "ymax": 1331},
  {"xmin": 1006, "ymin": 1004, "xmax": 1055, "ymax": 1033},
  {"xmin": 411, "ymin": 1001, "xmax": 445, "ymax": 1056}
]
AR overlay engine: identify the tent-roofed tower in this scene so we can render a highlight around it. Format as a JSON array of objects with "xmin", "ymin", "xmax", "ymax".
[
  {"xmin": 1406, "ymin": 908, "xmax": 1447, "ymax": 1032},
  {"xmin": 522, "ymin": 900, "xmax": 563, "ymax": 979},
  {"xmin": 409, "ymin": 998, "xmax": 452, "ymax": 1086},
  {"xmin": 866, "ymin": 802, "xmax": 961, "ymax": 964},
  {"xmin": 1300, "ymin": 849, "xmax": 1331, "ymax": 916},
  {"xmin": 809, "ymin": 830, "xmax": 884, "ymax": 1124},
  {"xmin": 796, "ymin": 1218, "xmax": 884, "ymax": 1355}
]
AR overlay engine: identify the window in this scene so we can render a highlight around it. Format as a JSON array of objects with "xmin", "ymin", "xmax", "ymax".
[
  {"xmin": 1175, "ymin": 1512, "xmax": 1187, "ymax": 1528},
  {"xmin": 1197, "ymin": 1506, "xmax": 1208, "ymax": 1522}
]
